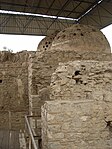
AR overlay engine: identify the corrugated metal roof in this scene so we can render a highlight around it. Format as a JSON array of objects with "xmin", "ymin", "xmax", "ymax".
[{"xmin": 0, "ymin": 0, "xmax": 112, "ymax": 35}]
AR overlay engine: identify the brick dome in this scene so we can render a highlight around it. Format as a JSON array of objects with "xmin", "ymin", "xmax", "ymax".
[
  {"xmin": 51, "ymin": 24, "xmax": 111, "ymax": 53},
  {"xmin": 37, "ymin": 31, "xmax": 59, "ymax": 53}
]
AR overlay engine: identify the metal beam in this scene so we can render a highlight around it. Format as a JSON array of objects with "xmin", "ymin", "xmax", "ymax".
[
  {"xmin": 77, "ymin": 0, "xmax": 104, "ymax": 20},
  {"xmin": 46, "ymin": 0, "xmax": 55, "ymax": 14},
  {"xmin": 66, "ymin": 1, "xmax": 82, "ymax": 18},
  {"xmin": 47, "ymin": 0, "xmax": 72, "ymax": 30},
  {"xmin": 0, "ymin": 0, "xmax": 112, "ymax": 35},
  {"xmin": 0, "ymin": 13, "xmax": 74, "ymax": 35},
  {"xmin": 73, "ymin": 0, "xmax": 93, "ymax": 4},
  {"xmin": 0, "ymin": 2, "xmax": 81, "ymax": 17}
]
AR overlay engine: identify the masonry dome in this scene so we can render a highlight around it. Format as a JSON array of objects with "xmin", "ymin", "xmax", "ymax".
[
  {"xmin": 51, "ymin": 24, "xmax": 111, "ymax": 53},
  {"xmin": 37, "ymin": 31, "xmax": 59, "ymax": 53}
]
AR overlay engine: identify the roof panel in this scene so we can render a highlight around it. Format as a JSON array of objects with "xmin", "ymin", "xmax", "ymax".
[
  {"xmin": 80, "ymin": 0, "xmax": 112, "ymax": 29},
  {"xmin": 0, "ymin": 0, "xmax": 112, "ymax": 35}
]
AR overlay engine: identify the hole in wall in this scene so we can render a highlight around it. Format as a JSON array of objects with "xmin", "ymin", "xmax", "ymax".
[
  {"xmin": 46, "ymin": 45, "xmax": 48, "ymax": 47},
  {"xmin": 75, "ymin": 78, "xmax": 83, "ymax": 84},
  {"xmin": 84, "ymin": 82, "xmax": 87, "ymax": 85},
  {"xmin": 62, "ymin": 35, "xmax": 66, "ymax": 38},
  {"xmin": 73, "ymin": 33, "xmax": 76, "ymax": 36},
  {"xmin": 81, "ymin": 65, "xmax": 86, "ymax": 71},
  {"xmin": 1, "ymin": 106, "xmax": 4, "ymax": 109},
  {"xmin": 0, "ymin": 80, "xmax": 2, "ymax": 83},
  {"xmin": 76, "ymin": 79, "xmax": 79, "ymax": 84},
  {"xmin": 75, "ymin": 70, "xmax": 80, "ymax": 76},
  {"xmin": 92, "ymin": 29, "xmax": 96, "ymax": 32},
  {"xmin": 81, "ymin": 33, "xmax": 84, "ymax": 36},
  {"xmin": 106, "ymin": 121, "xmax": 112, "ymax": 127},
  {"xmin": 81, "ymin": 65, "xmax": 85, "ymax": 67},
  {"xmin": 80, "ymin": 80, "xmax": 83, "ymax": 84},
  {"xmin": 57, "ymin": 36, "xmax": 60, "ymax": 39},
  {"xmin": 105, "ymin": 120, "xmax": 112, "ymax": 135},
  {"xmin": 83, "ymin": 68, "xmax": 86, "ymax": 71}
]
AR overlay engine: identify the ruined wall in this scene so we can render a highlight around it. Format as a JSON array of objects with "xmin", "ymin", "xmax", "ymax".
[
  {"xmin": 42, "ymin": 100, "xmax": 112, "ymax": 149},
  {"xmin": 50, "ymin": 60, "xmax": 112, "ymax": 102},
  {"xmin": 29, "ymin": 24, "xmax": 111, "ymax": 118},
  {"xmin": 41, "ymin": 60, "xmax": 112, "ymax": 149},
  {"xmin": 28, "ymin": 24, "xmax": 112, "ymax": 145},
  {"xmin": 0, "ymin": 51, "xmax": 30, "ymax": 130},
  {"xmin": 28, "ymin": 51, "xmax": 112, "ymax": 117}
]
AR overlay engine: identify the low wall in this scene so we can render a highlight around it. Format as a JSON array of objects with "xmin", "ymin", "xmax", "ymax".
[{"xmin": 41, "ymin": 100, "xmax": 112, "ymax": 149}]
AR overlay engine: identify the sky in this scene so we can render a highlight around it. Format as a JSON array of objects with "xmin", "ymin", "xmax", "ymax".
[
  {"xmin": 101, "ymin": 24, "xmax": 112, "ymax": 51},
  {"xmin": 0, "ymin": 24, "xmax": 112, "ymax": 53},
  {"xmin": 0, "ymin": 34, "xmax": 45, "ymax": 53}
]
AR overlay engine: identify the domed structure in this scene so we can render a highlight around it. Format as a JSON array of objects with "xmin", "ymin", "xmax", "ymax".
[
  {"xmin": 51, "ymin": 24, "xmax": 111, "ymax": 53},
  {"xmin": 37, "ymin": 31, "xmax": 59, "ymax": 53}
]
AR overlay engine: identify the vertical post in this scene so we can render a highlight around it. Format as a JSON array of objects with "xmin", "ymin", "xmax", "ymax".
[
  {"xmin": 29, "ymin": 137, "xmax": 32, "ymax": 149},
  {"xmin": 9, "ymin": 111, "xmax": 11, "ymax": 129}
]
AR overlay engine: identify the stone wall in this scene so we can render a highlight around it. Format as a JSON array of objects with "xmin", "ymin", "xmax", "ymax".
[
  {"xmin": 29, "ymin": 24, "xmax": 112, "ymax": 117},
  {"xmin": 42, "ymin": 100, "xmax": 112, "ymax": 149},
  {"xmin": 50, "ymin": 60, "xmax": 112, "ymax": 102},
  {"xmin": 0, "ymin": 51, "xmax": 30, "ymax": 130},
  {"xmin": 28, "ymin": 50, "xmax": 112, "ymax": 117},
  {"xmin": 28, "ymin": 24, "xmax": 112, "ymax": 148},
  {"xmin": 41, "ymin": 60, "xmax": 112, "ymax": 149}
]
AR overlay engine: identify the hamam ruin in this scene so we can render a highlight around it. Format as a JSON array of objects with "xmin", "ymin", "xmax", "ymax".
[{"xmin": 0, "ymin": 24, "xmax": 112, "ymax": 149}]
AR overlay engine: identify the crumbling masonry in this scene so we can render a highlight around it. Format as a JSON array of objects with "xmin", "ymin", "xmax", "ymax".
[{"xmin": 1, "ymin": 24, "xmax": 112, "ymax": 149}]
